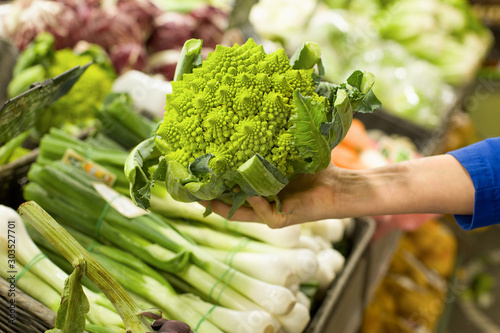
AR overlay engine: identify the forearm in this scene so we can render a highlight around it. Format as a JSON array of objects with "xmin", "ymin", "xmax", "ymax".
[{"xmin": 337, "ymin": 154, "xmax": 475, "ymax": 217}]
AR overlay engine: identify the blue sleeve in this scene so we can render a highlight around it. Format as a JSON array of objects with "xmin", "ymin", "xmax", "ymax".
[{"xmin": 447, "ymin": 137, "xmax": 500, "ymax": 230}]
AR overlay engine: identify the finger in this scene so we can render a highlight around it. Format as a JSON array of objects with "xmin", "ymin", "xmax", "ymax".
[
  {"xmin": 246, "ymin": 196, "xmax": 289, "ymax": 229},
  {"xmin": 204, "ymin": 199, "xmax": 263, "ymax": 223}
]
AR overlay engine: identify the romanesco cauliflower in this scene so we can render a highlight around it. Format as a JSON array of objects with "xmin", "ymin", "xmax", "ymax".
[
  {"xmin": 126, "ymin": 38, "xmax": 381, "ymax": 215},
  {"xmin": 156, "ymin": 39, "xmax": 325, "ymax": 176},
  {"xmin": 36, "ymin": 49, "xmax": 115, "ymax": 135}
]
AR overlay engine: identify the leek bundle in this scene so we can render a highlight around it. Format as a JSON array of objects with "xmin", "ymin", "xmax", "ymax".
[{"xmin": 21, "ymin": 127, "xmax": 349, "ymax": 333}]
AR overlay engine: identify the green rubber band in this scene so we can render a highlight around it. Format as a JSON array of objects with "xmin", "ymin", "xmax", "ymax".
[
  {"xmin": 195, "ymin": 304, "xmax": 218, "ymax": 332},
  {"xmin": 224, "ymin": 237, "xmax": 249, "ymax": 268},
  {"xmin": 95, "ymin": 194, "xmax": 121, "ymax": 237},
  {"xmin": 223, "ymin": 219, "xmax": 239, "ymax": 234},
  {"xmin": 215, "ymin": 269, "xmax": 236, "ymax": 304},
  {"xmin": 208, "ymin": 268, "xmax": 231, "ymax": 301},
  {"xmin": 199, "ymin": 267, "xmax": 237, "ymax": 330},
  {"xmin": 84, "ymin": 146, "xmax": 93, "ymax": 164},
  {"xmin": 15, "ymin": 253, "xmax": 47, "ymax": 283},
  {"xmin": 86, "ymin": 242, "xmax": 99, "ymax": 253}
]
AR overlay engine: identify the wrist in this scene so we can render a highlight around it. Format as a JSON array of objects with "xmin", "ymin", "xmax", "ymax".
[
  {"xmin": 334, "ymin": 164, "xmax": 410, "ymax": 218},
  {"xmin": 337, "ymin": 155, "xmax": 474, "ymax": 218}
]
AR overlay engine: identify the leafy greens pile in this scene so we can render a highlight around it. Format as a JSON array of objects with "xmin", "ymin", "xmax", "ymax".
[{"xmin": 126, "ymin": 38, "xmax": 381, "ymax": 216}]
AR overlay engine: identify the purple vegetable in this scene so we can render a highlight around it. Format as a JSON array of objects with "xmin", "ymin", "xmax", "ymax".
[
  {"xmin": 147, "ymin": 12, "xmax": 196, "ymax": 54},
  {"xmin": 190, "ymin": 6, "xmax": 228, "ymax": 49},
  {"xmin": 82, "ymin": 8, "xmax": 143, "ymax": 52},
  {"xmin": 158, "ymin": 320, "xmax": 193, "ymax": 333},
  {"xmin": 109, "ymin": 43, "xmax": 148, "ymax": 74},
  {"xmin": 150, "ymin": 317, "xmax": 168, "ymax": 330},
  {"xmin": 117, "ymin": 0, "xmax": 162, "ymax": 40},
  {"xmin": 2, "ymin": 0, "xmax": 83, "ymax": 51}
]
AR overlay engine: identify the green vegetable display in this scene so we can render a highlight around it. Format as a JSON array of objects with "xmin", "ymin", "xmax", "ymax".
[
  {"xmin": 249, "ymin": 0, "xmax": 491, "ymax": 129},
  {"xmin": 0, "ymin": 131, "xmax": 30, "ymax": 166},
  {"xmin": 7, "ymin": 32, "xmax": 116, "ymax": 137},
  {"xmin": 126, "ymin": 38, "xmax": 381, "ymax": 215}
]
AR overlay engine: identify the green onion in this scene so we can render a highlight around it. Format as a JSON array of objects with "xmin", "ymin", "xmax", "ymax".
[
  {"xmin": 0, "ymin": 245, "xmax": 61, "ymax": 312},
  {"xmin": 25, "ymin": 161, "xmax": 299, "ymax": 316}
]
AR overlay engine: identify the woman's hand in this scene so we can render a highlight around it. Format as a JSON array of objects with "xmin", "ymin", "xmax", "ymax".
[
  {"xmin": 205, "ymin": 163, "xmax": 355, "ymax": 228},
  {"xmin": 204, "ymin": 154, "xmax": 475, "ymax": 229}
]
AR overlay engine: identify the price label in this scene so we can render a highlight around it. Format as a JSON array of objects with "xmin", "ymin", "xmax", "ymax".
[{"xmin": 62, "ymin": 149, "xmax": 116, "ymax": 186}]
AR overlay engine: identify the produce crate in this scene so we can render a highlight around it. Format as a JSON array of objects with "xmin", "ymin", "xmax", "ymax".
[
  {"xmin": 0, "ymin": 149, "xmax": 38, "ymax": 208},
  {"xmin": 305, "ymin": 217, "xmax": 376, "ymax": 333},
  {"xmin": 0, "ymin": 277, "xmax": 55, "ymax": 332}
]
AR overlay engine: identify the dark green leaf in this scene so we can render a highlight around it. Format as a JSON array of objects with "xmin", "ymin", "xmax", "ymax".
[
  {"xmin": 190, "ymin": 154, "xmax": 214, "ymax": 175},
  {"xmin": 124, "ymin": 137, "xmax": 160, "ymax": 209},
  {"xmin": 346, "ymin": 70, "xmax": 364, "ymax": 89},
  {"xmin": 320, "ymin": 89, "xmax": 354, "ymax": 149},
  {"xmin": 288, "ymin": 90, "xmax": 331, "ymax": 173},
  {"xmin": 345, "ymin": 71, "xmax": 382, "ymax": 113},
  {"xmin": 202, "ymin": 202, "xmax": 212, "ymax": 217},
  {"xmin": 352, "ymin": 89, "xmax": 382, "ymax": 113},
  {"xmin": 228, "ymin": 190, "xmax": 248, "ymax": 219}
]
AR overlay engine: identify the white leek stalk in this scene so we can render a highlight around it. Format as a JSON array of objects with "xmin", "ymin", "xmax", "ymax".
[
  {"xmin": 0, "ymin": 239, "xmax": 61, "ymax": 312},
  {"xmin": 302, "ymin": 218, "xmax": 345, "ymax": 244},
  {"xmin": 295, "ymin": 291, "xmax": 311, "ymax": 311},
  {"xmin": 296, "ymin": 235, "xmax": 322, "ymax": 253},
  {"xmin": 199, "ymin": 246, "xmax": 297, "ymax": 288},
  {"xmin": 171, "ymin": 222, "xmax": 319, "ymax": 283},
  {"xmin": 148, "ymin": 218, "xmax": 297, "ymax": 316},
  {"xmin": 273, "ymin": 302, "xmax": 310, "ymax": 333},
  {"xmin": 150, "ymin": 191, "xmax": 301, "ymax": 248},
  {"xmin": 179, "ymin": 293, "xmax": 278, "ymax": 333}
]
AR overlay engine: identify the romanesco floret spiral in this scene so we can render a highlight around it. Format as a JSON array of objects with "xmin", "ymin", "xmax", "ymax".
[{"xmin": 156, "ymin": 38, "xmax": 327, "ymax": 176}]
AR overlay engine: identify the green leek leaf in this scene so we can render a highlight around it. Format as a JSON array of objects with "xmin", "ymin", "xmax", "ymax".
[{"xmin": 46, "ymin": 259, "xmax": 89, "ymax": 333}]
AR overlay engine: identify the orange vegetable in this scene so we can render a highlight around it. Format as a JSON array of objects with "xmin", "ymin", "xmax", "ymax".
[
  {"xmin": 341, "ymin": 118, "xmax": 374, "ymax": 151},
  {"xmin": 331, "ymin": 143, "xmax": 364, "ymax": 169}
]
